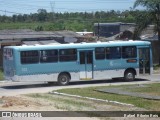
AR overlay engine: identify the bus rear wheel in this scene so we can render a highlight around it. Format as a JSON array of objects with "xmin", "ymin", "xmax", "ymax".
[
  {"xmin": 58, "ymin": 73, "xmax": 70, "ymax": 86},
  {"xmin": 124, "ymin": 70, "xmax": 135, "ymax": 82}
]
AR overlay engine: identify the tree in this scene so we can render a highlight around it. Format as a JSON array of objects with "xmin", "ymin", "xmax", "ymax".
[
  {"xmin": 133, "ymin": 0, "xmax": 160, "ymax": 40},
  {"xmin": 37, "ymin": 9, "xmax": 47, "ymax": 22},
  {"xmin": 134, "ymin": 0, "xmax": 160, "ymax": 65}
]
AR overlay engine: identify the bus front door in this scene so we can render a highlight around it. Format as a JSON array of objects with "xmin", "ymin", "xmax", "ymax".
[
  {"xmin": 79, "ymin": 51, "xmax": 93, "ymax": 80},
  {"xmin": 139, "ymin": 48, "xmax": 150, "ymax": 74}
]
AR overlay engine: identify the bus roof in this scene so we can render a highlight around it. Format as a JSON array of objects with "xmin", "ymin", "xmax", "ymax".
[{"xmin": 5, "ymin": 40, "xmax": 151, "ymax": 51}]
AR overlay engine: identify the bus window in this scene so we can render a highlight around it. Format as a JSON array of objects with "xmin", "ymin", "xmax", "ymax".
[
  {"xmin": 122, "ymin": 46, "xmax": 137, "ymax": 58},
  {"xmin": 3, "ymin": 48, "xmax": 13, "ymax": 60},
  {"xmin": 40, "ymin": 50, "xmax": 58, "ymax": 63},
  {"xmin": 95, "ymin": 47, "xmax": 105, "ymax": 60},
  {"xmin": 21, "ymin": 51, "xmax": 39, "ymax": 64},
  {"xmin": 59, "ymin": 49, "xmax": 77, "ymax": 62},
  {"xmin": 106, "ymin": 47, "xmax": 121, "ymax": 59}
]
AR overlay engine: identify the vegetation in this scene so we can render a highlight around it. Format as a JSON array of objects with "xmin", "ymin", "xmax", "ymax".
[
  {"xmin": 0, "ymin": 1, "xmax": 159, "ymax": 36},
  {"xmin": 56, "ymin": 83, "xmax": 160, "ymax": 110},
  {"xmin": 0, "ymin": 9, "xmax": 147, "ymax": 32},
  {"xmin": 26, "ymin": 93, "xmax": 96, "ymax": 111},
  {"xmin": 133, "ymin": 0, "xmax": 160, "ymax": 65},
  {"xmin": 153, "ymin": 64, "xmax": 160, "ymax": 70},
  {"xmin": 0, "ymin": 69, "xmax": 3, "ymax": 80},
  {"xmin": 133, "ymin": 0, "xmax": 160, "ymax": 40}
]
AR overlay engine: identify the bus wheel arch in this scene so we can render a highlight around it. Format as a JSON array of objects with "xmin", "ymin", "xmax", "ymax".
[
  {"xmin": 57, "ymin": 72, "xmax": 71, "ymax": 86},
  {"xmin": 124, "ymin": 68, "xmax": 136, "ymax": 81}
]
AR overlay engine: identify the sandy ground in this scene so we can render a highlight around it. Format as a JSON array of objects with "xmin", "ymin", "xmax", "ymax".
[
  {"xmin": 0, "ymin": 95, "xmax": 159, "ymax": 120},
  {"xmin": 0, "ymin": 95, "xmax": 138, "ymax": 111},
  {"xmin": 0, "ymin": 95, "xmax": 99, "ymax": 120}
]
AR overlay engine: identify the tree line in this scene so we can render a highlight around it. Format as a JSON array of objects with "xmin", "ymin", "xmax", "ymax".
[
  {"xmin": 0, "ymin": 9, "xmax": 138, "ymax": 23},
  {"xmin": 0, "ymin": 9, "xmax": 147, "ymax": 32},
  {"xmin": 0, "ymin": 0, "xmax": 159, "ymax": 41}
]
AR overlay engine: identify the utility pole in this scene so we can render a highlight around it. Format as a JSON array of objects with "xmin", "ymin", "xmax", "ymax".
[
  {"xmin": 50, "ymin": 1, "xmax": 55, "ymax": 21},
  {"xmin": 97, "ymin": 22, "xmax": 100, "ymax": 41}
]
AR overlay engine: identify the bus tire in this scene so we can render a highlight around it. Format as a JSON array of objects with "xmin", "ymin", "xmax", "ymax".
[
  {"xmin": 124, "ymin": 70, "xmax": 135, "ymax": 82},
  {"xmin": 58, "ymin": 73, "xmax": 70, "ymax": 86}
]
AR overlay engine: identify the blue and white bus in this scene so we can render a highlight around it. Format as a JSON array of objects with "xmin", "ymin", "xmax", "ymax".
[{"xmin": 3, "ymin": 40, "xmax": 153, "ymax": 85}]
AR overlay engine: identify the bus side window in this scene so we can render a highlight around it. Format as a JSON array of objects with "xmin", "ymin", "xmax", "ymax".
[
  {"xmin": 21, "ymin": 51, "xmax": 39, "ymax": 64},
  {"xmin": 95, "ymin": 47, "xmax": 105, "ymax": 60},
  {"xmin": 59, "ymin": 49, "xmax": 77, "ymax": 62},
  {"xmin": 106, "ymin": 47, "xmax": 121, "ymax": 59},
  {"xmin": 122, "ymin": 46, "xmax": 137, "ymax": 58},
  {"xmin": 40, "ymin": 50, "xmax": 58, "ymax": 63}
]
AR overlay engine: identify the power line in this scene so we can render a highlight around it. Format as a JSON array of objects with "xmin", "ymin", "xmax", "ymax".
[
  {"xmin": 0, "ymin": 10, "xmax": 22, "ymax": 15},
  {"xmin": 0, "ymin": 0, "xmax": 136, "ymax": 15}
]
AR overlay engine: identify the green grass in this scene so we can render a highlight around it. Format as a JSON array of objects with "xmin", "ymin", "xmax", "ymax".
[
  {"xmin": 0, "ymin": 21, "xmax": 93, "ymax": 31},
  {"xmin": 0, "ymin": 22, "xmax": 54, "ymax": 31},
  {"xmin": 0, "ymin": 68, "xmax": 4, "ymax": 80},
  {"xmin": 153, "ymin": 64, "xmax": 160, "ymax": 70},
  {"xmin": 26, "ymin": 93, "xmax": 96, "ymax": 111},
  {"xmin": 56, "ymin": 83, "xmax": 160, "ymax": 110}
]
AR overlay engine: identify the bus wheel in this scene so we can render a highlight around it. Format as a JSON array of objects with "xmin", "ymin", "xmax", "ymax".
[
  {"xmin": 124, "ymin": 70, "xmax": 135, "ymax": 82},
  {"xmin": 58, "ymin": 73, "xmax": 70, "ymax": 86}
]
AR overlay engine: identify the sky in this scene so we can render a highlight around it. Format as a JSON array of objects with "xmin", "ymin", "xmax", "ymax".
[{"xmin": 0, "ymin": 0, "xmax": 139, "ymax": 16}]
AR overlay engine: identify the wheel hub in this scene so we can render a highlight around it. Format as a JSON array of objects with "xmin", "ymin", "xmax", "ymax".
[
  {"xmin": 61, "ymin": 76, "xmax": 67, "ymax": 83},
  {"xmin": 127, "ymin": 73, "xmax": 133, "ymax": 79}
]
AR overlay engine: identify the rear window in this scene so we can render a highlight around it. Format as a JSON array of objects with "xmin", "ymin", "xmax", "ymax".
[{"xmin": 3, "ymin": 48, "xmax": 13, "ymax": 60}]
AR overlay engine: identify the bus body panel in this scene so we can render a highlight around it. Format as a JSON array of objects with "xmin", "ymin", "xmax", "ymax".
[{"xmin": 3, "ymin": 41, "xmax": 152, "ymax": 83}]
